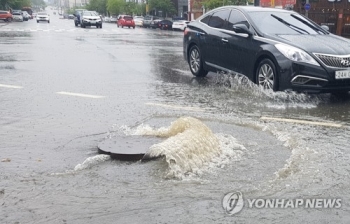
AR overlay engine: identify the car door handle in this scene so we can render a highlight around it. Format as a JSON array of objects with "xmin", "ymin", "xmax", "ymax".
[
  {"xmin": 196, "ymin": 32, "xmax": 205, "ymax": 36},
  {"xmin": 221, "ymin": 38, "xmax": 228, "ymax": 43}
]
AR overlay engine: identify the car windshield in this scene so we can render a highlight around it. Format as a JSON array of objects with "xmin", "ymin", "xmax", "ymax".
[
  {"xmin": 248, "ymin": 11, "xmax": 326, "ymax": 35},
  {"xmin": 83, "ymin": 11, "xmax": 97, "ymax": 16},
  {"xmin": 13, "ymin": 12, "xmax": 21, "ymax": 15},
  {"xmin": 38, "ymin": 12, "xmax": 48, "ymax": 15}
]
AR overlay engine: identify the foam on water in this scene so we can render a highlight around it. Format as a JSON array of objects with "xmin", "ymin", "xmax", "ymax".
[{"xmin": 121, "ymin": 117, "xmax": 246, "ymax": 179}]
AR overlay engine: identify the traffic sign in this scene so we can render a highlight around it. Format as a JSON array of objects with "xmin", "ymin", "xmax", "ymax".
[{"xmin": 304, "ymin": 3, "xmax": 311, "ymax": 11}]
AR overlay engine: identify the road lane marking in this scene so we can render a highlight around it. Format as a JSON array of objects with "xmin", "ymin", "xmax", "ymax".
[
  {"xmin": 0, "ymin": 84, "xmax": 23, "ymax": 89},
  {"xmin": 146, "ymin": 102, "xmax": 205, "ymax": 112},
  {"xmin": 56, "ymin": 91, "xmax": 106, "ymax": 99},
  {"xmin": 260, "ymin": 116, "xmax": 342, "ymax": 128}
]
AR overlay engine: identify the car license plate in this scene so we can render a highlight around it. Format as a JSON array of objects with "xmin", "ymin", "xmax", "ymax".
[
  {"xmin": 91, "ymin": 21, "xmax": 96, "ymax": 24},
  {"xmin": 335, "ymin": 70, "xmax": 350, "ymax": 79}
]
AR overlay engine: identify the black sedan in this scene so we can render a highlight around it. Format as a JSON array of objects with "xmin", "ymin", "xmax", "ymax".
[
  {"xmin": 183, "ymin": 6, "xmax": 350, "ymax": 93},
  {"xmin": 158, "ymin": 19, "xmax": 173, "ymax": 30}
]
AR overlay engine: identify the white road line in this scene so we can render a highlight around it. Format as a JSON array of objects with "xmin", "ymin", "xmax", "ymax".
[
  {"xmin": 146, "ymin": 102, "xmax": 205, "ymax": 112},
  {"xmin": 260, "ymin": 116, "xmax": 342, "ymax": 128},
  {"xmin": 56, "ymin": 91, "xmax": 106, "ymax": 99},
  {"xmin": 0, "ymin": 84, "xmax": 23, "ymax": 89}
]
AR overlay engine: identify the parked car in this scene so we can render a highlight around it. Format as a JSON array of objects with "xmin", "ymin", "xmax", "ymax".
[
  {"xmin": 150, "ymin": 19, "xmax": 161, "ymax": 29},
  {"xmin": 184, "ymin": 6, "xmax": 350, "ymax": 94},
  {"xmin": 117, "ymin": 15, "xmax": 135, "ymax": 29},
  {"xmin": 36, "ymin": 12, "xmax": 50, "ymax": 23},
  {"xmin": 143, "ymin": 15, "xmax": 159, "ymax": 28},
  {"xmin": 158, "ymin": 19, "xmax": 173, "ymax": 30},
  {"xmin": 12, "ymin": 10, "xmax": 23, "ymax": 22},
  {"xmin": 73, "ymin": 9, "xmax": 85, "ymax": 26},
  {"xmin": 172, "ymin": 20, "xmax": 190, "ymax": 31},
  {"xmin": 110, "ymin": 16, "xmax": 117, "ymax": 23},
  {"xmin": 21, "ymin": 11, "xmax": 30, "ymax": 21},
  {"xmin": 0, "ymin": 10, "xmax": 12, "ymax": 22},
  {"xmin": 134, "ymin": 16, "xmax": 144, "ymax": 27},
  {"xmin": 32, "ymin": 12, "xmax": 37, "ymax": 18},
  {"xmin": 103, "ymin": 16, "xmax": 111, "ymax": 23},
  {"xmin": 68, "ymin": 14, "xmax": 74, "ymax": 19}
]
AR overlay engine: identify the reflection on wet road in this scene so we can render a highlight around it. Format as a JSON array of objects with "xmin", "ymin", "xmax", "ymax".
[{"xmin": 1, "ymin": 10, "xmax": 350, "ymax": 223}]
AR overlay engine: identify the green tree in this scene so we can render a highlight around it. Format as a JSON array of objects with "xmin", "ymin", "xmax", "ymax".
[
  {"xmin": 148, "ymin": 0, "xmax": 175, "ymax": 17},
  {"xmin": 107, "ymin": 0, "xmax": 125, "ymax": 16},
  {"xmin": 1, "ymin": 0, "xmax": 32, "ymax": 10},
  {"xmin": 201, "ymin": 0, "xmax": 247, "ymax": 10},
  {"xmin": 31, "ymin": 0, "xmax": 46, "ymax": 10},
  {"xmin": 86, "ymin": 0, "xmax": 107, "ymax": 15}
]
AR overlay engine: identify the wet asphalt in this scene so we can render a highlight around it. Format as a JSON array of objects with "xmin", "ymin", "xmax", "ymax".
[{"xmin": 1, "ymin": 9, "xmax": 350, "ymax": 223}]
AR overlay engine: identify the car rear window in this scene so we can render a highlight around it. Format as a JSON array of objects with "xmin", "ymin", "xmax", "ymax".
[{"xmin": 124, "ymin": 16, "xmax": 133, "ymax": 20}]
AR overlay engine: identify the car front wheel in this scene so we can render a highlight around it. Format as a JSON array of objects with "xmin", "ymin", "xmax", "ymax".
[
  {"xmin": 188, "ymin": 45, "xmax": 208, "ymax": 77},
  {"xmin": 256, "ymin": 59, "xmax": 278, "ymax": 91}
]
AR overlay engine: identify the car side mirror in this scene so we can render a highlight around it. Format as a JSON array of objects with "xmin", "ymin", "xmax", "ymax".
[
  {"xmin": 321, "ymin": 25, "xmax": 329, "ymax": 31},
  {"xmin": 232, "ymin": 24, "xmax": 253, "ymax": 35}
]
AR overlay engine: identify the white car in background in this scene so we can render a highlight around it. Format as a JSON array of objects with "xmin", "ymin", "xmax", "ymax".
[
  {"xmin": 134, "ymin": 16, "xmax": 144, "ymax": 27},
  {"xmin": 12, "ymin": 10, "xmax": 23, "ymax": 22},
  {"xmin": 172, "ymin": 20, "xmax": 190, "ymax": 31},
  {"xmin": 37, "ymin": 12, "xmax": 50, "ymax": 23}
]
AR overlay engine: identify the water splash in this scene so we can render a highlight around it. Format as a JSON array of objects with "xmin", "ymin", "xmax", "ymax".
[
  {"xmin": 121, "ymin": 117, "xmax": 246, "ymax": 179},
  {"xmin": 214, "ymin": 72, "xmax": 324, "ymax": 108},
  {"xmin": 74, "ymin": 155, "xmax": 111, "ymax": 171}
]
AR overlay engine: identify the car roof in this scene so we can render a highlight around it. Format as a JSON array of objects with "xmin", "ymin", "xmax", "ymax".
[{"xmin": 207, "ymin": 5, "xmax": 292, "ymax": 13}]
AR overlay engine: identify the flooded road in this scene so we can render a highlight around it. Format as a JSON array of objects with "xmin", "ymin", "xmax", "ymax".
[{"xmin": 1, "ymin": 11, "xmax": 350, "ymax": 224}]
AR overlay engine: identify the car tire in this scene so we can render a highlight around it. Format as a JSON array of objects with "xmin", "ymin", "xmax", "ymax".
[
  {"xmin": 48, "ymin": 20, "xmax": 50, "ymax": 23},
  {"xmin": 188, "ymin": 45, "xmax": 208, "ymax": 77},
  {"xmin": 75, "ymin": 22, "xmax": 78, "ymax": 27},
  {"xmin": 100, "ymin": 24, "xmax": 102, "ymax": 28},
  {"xmin": 256, "ymin": 58, "xmax": 278, "ymax": 91},
  {"xmin": 133, "ymin": 26, "xmax": 135, "ymax": 29},
  {"xmin": 6, "ymin": 18, "xmax": 12, "ymax": 22},
  {"xmin": 122, "ymin": 26, "xmax": 123, "ymax": 28},
  {"xmin": 37, "ymin": 20, "xmax": 39, "ymax": 23}
]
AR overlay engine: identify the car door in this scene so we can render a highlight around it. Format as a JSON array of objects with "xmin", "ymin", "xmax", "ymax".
[
  {"xmin": 204, "ymin": 9, "xmax": 231, "ymax": 70},
  {"xmin": 223, "ymin": 9, "xmax": 256, "ymax": 75}
]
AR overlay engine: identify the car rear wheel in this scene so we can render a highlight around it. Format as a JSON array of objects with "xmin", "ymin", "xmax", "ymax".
[
  {"xmin": 37, "ymin": 20, "xmax": 39, "ymax": 23},
  {"xmin": 256, "ymin": 59, "xmax": 278, "ymax": 91},
  {"xmin": 6, "ymin": 18, "xmax": 12, "ymax": 22},
  {"xmin": 188, "ymin": 45, "xmax": 208, "ymax": 77}
]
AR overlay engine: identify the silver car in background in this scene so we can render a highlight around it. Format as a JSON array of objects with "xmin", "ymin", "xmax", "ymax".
[
  {"xmin": 134, "ymin": 16, "xmax": 144, "ymax": 27},
  {"xmin": 12, "ymin": 10, "xmax": 23, "ymax": 22}
]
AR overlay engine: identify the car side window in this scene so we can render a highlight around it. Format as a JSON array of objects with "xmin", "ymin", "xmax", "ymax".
[
  {"xmin": 200, "ymin": 14, "xmax": 212, "ymax": 25},
  {"xmin": 208, "ymin": 10, "xmax": 231, "ymax": 29},
  {"xmin": 227, "ymin": 10, "xmax": 250, "ymax": 31}
]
